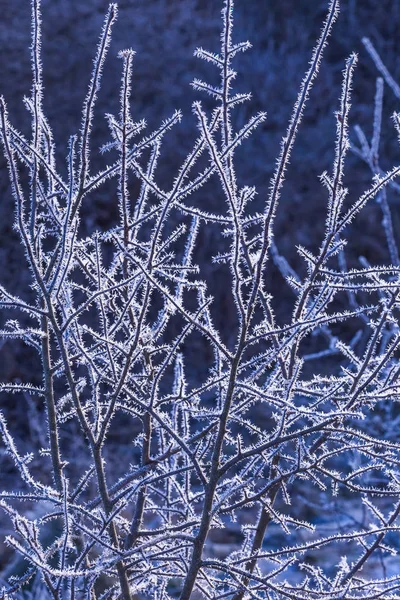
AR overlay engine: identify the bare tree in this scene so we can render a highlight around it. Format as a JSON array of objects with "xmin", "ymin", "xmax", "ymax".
[{"xmin": 1, "ymin": 1, "xmax": 400, "ymax": 598}]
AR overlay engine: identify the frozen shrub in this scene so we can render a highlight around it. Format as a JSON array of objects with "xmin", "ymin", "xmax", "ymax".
[{"xmin": 1, "ymin": 0, "xmax": 400, "ymax": 598}]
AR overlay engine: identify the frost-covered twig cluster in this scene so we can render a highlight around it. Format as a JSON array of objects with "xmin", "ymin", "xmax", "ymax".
[{"xmin": 1, "ymin": 1, "xmax": 400, "ymax": 598}]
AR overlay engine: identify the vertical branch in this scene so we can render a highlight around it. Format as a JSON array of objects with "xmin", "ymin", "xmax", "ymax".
[
  {"xmin": 73, "ymin": 3, "xmax": 118, "ymax": 219},
  {"xmin": 260, "ymin": 0, "xmax": 339, "ymax": 257},
  {"xmin": 40, "ymin": 314, "xmax": 63, "ymax": 493},
  {"xmin": 29, "ymin": 0, "xmax": 43, "ymax": 241},
  {"xmin": 221, "ymin": 0, "xmax": 236, "ymax": 195},
  {"xmin": 118, "ymin": 49, "xmax": 135, "ymax": 263},
  {"xmin": 48, "ymin": 135, "xmax": 78, "ymax": 293},
  {"xmin": 328, "ymin": 53, "xmax": 357, "ymax": 232},
  {"xmin": 372, "ymin": 80, "xmax": 400, "ymax": 265}
]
